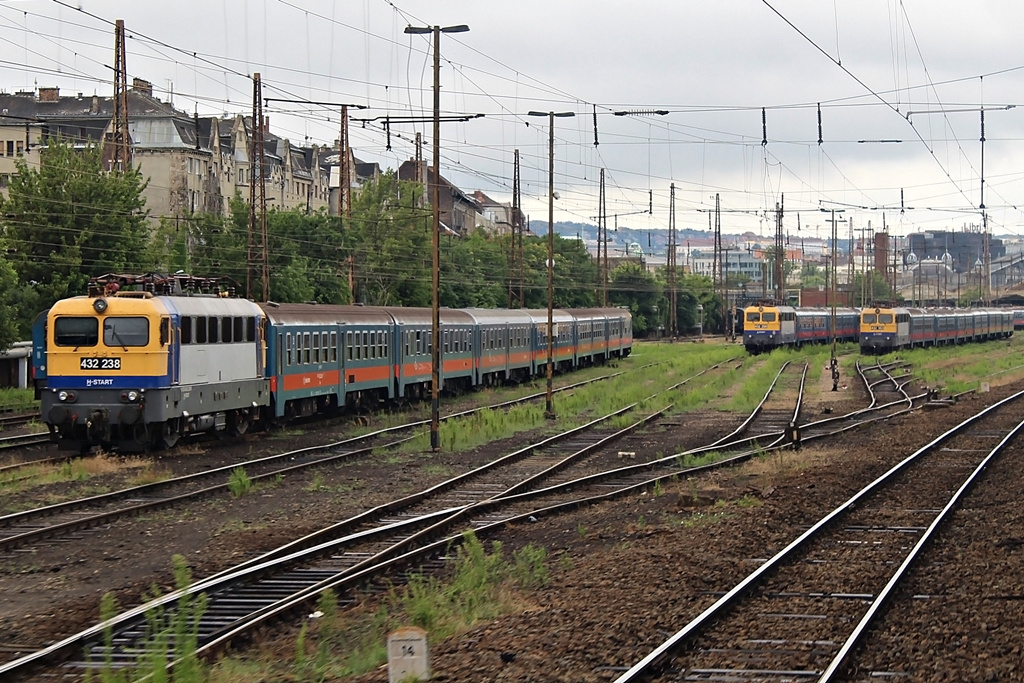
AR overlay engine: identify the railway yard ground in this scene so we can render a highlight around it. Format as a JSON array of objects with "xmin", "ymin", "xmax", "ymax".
[{"xmin": 2, "ymin": 339, "xmax": 1024, "ymax": 681}]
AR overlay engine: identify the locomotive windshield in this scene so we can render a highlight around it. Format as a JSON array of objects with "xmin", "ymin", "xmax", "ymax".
[
  {"xmin": 761, "ymin": 312, "xmax": 777, "ymax": 322},
  {"xmin": 103, "ymin": 317, "xmax": 149, "ymax": 347},
  {"xmin": 54, "ymin": 317, "xmax": 99, "ymax": 347},
  {"xmin": 746, "ymin": 312, "xmax": 760, "ymax": 322},
  {"xmin": 862, "ymin": 313, "xmax": 877, "ymax": 324},
  {"xmin": 879, "ymin": 313, "xmax": 894, "ymax": 324}
]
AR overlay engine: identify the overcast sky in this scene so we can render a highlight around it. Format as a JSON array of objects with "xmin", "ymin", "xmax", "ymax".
[{"xmin": 2, "ymin": 0, "xmax": 1023, "ymax": 241}]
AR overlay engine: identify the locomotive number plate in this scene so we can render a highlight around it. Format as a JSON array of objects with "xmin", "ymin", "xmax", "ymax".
[{"xmin": 80, "ymin": 357, "xmax": 121, "ymax": 370}]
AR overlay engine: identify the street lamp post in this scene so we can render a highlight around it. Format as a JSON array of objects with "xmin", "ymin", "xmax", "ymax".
[
  {"xmin": 528, "ymin": 110, "xmax": 574, "ymax": 418},
  {"xmin": 405, "ymin": 22, "xmax": 469, "ymax": 451}
]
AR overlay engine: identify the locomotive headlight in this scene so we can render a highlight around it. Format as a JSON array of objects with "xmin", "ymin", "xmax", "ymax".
[
  {"xmin": 93, "ymin": 298, "xmax": 108, "ymax": 313},
  {"xmin": 57, "ymin": 390, "xmax": 77, "ymax": 403},
  {"xmin": 120, "ymin": 390, "xmax": 140, "ymax": 403}
]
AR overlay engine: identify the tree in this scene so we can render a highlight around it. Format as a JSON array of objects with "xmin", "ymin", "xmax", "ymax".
[
  {"xmin": 347, "ymin": 171, "xmax": 430, "ymax": 306},
  {"xmin": 0, "ymin": 138, "xmax": 150, "ymax": 333},
  {"xmin": 609, "ymin": 263, "xmax": 663, "ymax": 336},
  {"xmin": 0, "ymin": 243, "xmax": 21, "ymax": 348}
]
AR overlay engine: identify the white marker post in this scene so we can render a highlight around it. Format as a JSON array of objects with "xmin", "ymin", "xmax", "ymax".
[{"xmin": 387, "ymin": 626, "xmax": 429, "ymax": 682}]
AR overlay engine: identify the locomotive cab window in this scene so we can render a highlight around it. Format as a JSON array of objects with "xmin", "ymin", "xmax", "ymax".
[
  {"xmin": 54, "ymin": 317, "xmax": 98, "ymax": 347},
  {"xmin": 761, "ymin": 312, "xmax": 777, "ymax": 322},
  {"xmin": 862, "ymin": 313, "xmax": 876, "ymax": 324},
  {"xmin": 181, "ymin": 317, "xmax": 193, "ymax": 344},
  {"xmin": 104, "ymin": 317, "xmax": 149, "ymax": 347},
  {"xmin": 746, "ymin": 312, "xmax": 760, "ymax": 322},
  {"xmin": 880, "ymin": 313, "xmax": 894, "ymax": 324}
]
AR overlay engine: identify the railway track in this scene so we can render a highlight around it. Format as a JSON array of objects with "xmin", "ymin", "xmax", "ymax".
[
  {"xmin": 0, "ymin": 432, "xmax": 50, "ymax": 453},
  {"xmin": 0, "ymin": 355, "xmax": 943, "ymax": 680},
  {"xmin": 610, "ymin": 389, "xmax": 1024, "ymax": 682},
  {"xmin": 0, "ymin": 359, "xmax": 745, "ymax": 679},
  {"xmin": 0, "ymin": 411, "xmax": 39, "ymax": 429},
  {"xmin": 0, "ymin": 369, "xmax": 648, "ymax": 553}
]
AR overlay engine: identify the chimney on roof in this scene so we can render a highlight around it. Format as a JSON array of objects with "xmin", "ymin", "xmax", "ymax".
[
  {"xmin": 91, "ymin": 95, "xmax": 100, "ymax": 114},
  {"xmin": 132, "ymin": 78, "xmax": 153, "ymax": 97},
  {"xmin": 38, "ymin": 87, "xmax": 59, "ymax": 102}
]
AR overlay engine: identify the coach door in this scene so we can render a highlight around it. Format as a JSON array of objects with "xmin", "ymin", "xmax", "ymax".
[{"xmin": 164, "ymin": 316, "xmax": 179, "ymax": 385}]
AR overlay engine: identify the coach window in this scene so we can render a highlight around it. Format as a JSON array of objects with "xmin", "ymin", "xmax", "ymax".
[
  {"xmin": 222, "ymin": 317, "xmax": 233, "ymax": 343},
  {"xmin": 285, "ymin": 333, "xmax": 293, "ymax": 366},
  {"xmin": 207, "ymin": 317, "xmax": 219, "ymax": 344},
  {"xmin": 313, "ymin": 332, "xmax": 321, "ymax": 363},
  {"xmin": 54, "ymin": 317, "xmax": 98, "ymax": 347},
  {"xmin": 180, "ymin": 317, "xmax": 192, "ymax": 344},
  {"xmin": 303, "ymin": 332, "xmax": 311, "ymax": 364}
]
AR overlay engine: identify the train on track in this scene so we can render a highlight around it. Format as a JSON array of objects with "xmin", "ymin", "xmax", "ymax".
[
  {"xmin": 743, "ymin": 302, "xmax": 1016, "ymax": 354},
  {"xmin": 35, "ymin": 274, "xmax": 631, "ymax": 452},
  {"xmin": 742, "ymin": 304, "xmax": 860, "ymax": 353}
]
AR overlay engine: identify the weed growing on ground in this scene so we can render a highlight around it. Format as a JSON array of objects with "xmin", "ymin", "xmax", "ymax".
[
  {"xmin": 86, "ymin": 555, "xmax": 208, "ymax": 683},
  {"xmin": 227, "ymin": 466, "xmax": 253, "ymax": 497}
]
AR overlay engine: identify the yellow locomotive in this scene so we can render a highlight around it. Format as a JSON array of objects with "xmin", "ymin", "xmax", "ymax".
[{"xmin": 42, "ymin": 278, "xmax": 268, "ymax": 451}]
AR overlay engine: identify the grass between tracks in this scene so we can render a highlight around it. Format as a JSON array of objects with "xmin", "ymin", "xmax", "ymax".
[
  {"xmin": 873, "ymin": 336, "xmax": 1024, "ymax": 394},
  {"xmin": 394, "ymin": 343, "xmax": 743, "ymax": 455},
  {"xmin": 86, "ymin": 531, "xmax": 549, "ymax": 682},
  {"xmin": 0, "ymin": 387, "xmax": 36, "ymax": 414}
]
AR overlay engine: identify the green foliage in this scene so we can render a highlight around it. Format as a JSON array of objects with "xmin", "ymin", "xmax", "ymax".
[
  {"xmin": 86, "ymin": 555, "xmax": 208, "ymax": 683},
  {"xmin": 347, "ymin": 170, "xmax": 430, "ymax": 306},
  {"xmin": 510, "ymin": 544, "xmax": 549, "ymax": 590},
  {"xmin": 227, "ymin": 467, "xmax": 253, "ymax": 497},
  {"xmin": 609, "ymin": 263, "xmax": 662, "ymax": 335},
  {"xmin": 0, "ymin": 244, "xmax": 20, "ymax": 349},
  {"xmin": 398, "ymin": 531, "xmax": 509, "ymax": 634},
  {"xmin": 0, "ymin": 387, "xmax": 36, "ymax": 411},
  {"xmin": 0, "ymin": 138, "xmax": 150, "ymax": 337}
]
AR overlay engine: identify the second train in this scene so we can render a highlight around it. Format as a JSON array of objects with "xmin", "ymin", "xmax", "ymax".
[{"xmin": 743, "ymin": 302, "xmax": 1016, "ymax": 354}]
